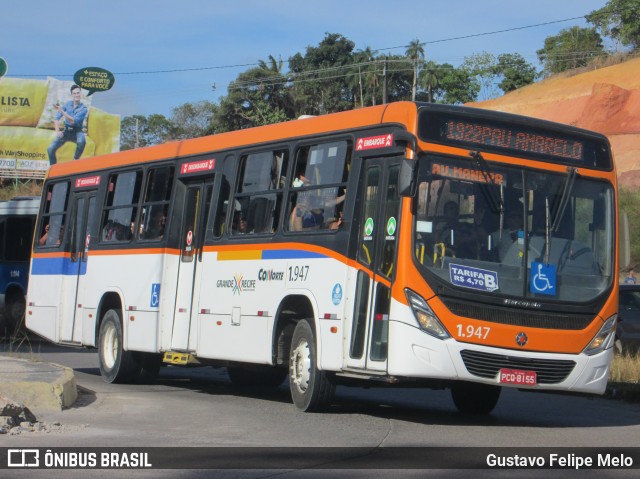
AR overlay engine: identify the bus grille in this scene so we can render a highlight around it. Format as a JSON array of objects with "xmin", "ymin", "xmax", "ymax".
[
  {"xmin": 442, "ymin": 299, "xmax": 594, "ymax": 330},
  {"xmin": 460, "ymin": 350, "xmax": 576, "ymax": 384}
]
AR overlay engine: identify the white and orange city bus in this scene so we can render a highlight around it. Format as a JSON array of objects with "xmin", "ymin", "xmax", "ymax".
[{"xmin": 27, "ymin": 102, "xmax": 619, "ymax": 413}]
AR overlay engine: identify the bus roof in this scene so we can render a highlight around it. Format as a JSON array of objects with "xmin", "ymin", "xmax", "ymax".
[
  {"xmin": 47, "ymin": 102, "xmax": 418, "ymax": 179},
  {"xmin": 0, "ymin": 196, "xmax": 40, "ymax": 216}
]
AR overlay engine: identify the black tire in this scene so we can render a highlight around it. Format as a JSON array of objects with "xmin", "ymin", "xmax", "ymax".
[
  {"xmin": 289, "ymin": 319, "xmax": 335, "ymax": 412},
  {"xmin": 5, "ymin": 290, "xmax": 26, "ymax": 335},
  {"xmin": 98, "ymin": 309, "xmax": 141, "ymax": 383},
  {"xmin": 228, "ymin": 365, "xmax": 288, "ymax": 389},
  {"xmin": 451, "ymin": 381, "xmax": 501, "ymax": 415}
]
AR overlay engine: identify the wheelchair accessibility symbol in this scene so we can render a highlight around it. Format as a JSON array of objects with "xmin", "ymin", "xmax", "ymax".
[{"xmin": 530, "ymin": 262, "xmax": 556, "ymax": 296}]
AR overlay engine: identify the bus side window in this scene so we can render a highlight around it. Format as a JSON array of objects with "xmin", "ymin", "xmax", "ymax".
[
  {"xmin": 288, "ymin": 140, "xmax": 350, "ymax": 232},
  {"xmin": 100, "ymin": 171, "xmax": 142, "ymax": 243},
  {"xmin": 232, "ymin": 150, "xmax": 288, "ymax": 235},
  {"xmin": 37, "ymin": 182, "xmax": 69, "ymax": 248},
  {"xmin": 138, "ymin": 166, "xmax": 173, "ymax": 241}
]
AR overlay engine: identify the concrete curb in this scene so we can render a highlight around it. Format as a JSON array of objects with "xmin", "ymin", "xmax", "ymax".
[{"xmin": 0, "ymin": 357, "xmax": 77, "ymax": 413}]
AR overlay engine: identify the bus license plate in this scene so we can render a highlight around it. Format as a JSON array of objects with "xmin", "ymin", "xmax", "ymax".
[{"xmin": 499, "ymin": 368, "xmax": 537, "ymax": 386}]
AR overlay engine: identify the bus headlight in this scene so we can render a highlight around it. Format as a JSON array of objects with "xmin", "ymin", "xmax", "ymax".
[
  {"xmin": 583, "ymin": 314, "xmax": 617, "ymax": 356},
  {"xmin": 405, "ymin": 289, "xmax": 450, "ymax": 339}
]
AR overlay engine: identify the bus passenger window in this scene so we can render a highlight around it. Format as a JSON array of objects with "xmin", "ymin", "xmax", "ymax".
[
  {"xmin": 37, "ymin": 181, "xmax": 69, "ymax": 248},
  {"xmin": 287, "ymin": 140, "xmax": 350, "ymax": 232},
  {"xmin": 232, "ymin": 150, "xmax": 288, "ymax": 235},
  {"xmin": 100, "ymin": 171, "xmax": 142, "ymax": 243}
]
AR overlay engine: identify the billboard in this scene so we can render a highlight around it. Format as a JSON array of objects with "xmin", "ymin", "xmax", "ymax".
[{"xmin": 0, "ymin": 76, "xmax": 120, "ymax": 177}]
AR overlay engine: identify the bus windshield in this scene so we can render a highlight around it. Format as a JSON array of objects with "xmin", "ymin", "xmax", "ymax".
[{"xmin": 413, "ymin": 154, "xmax": 614, "ymax": 303}]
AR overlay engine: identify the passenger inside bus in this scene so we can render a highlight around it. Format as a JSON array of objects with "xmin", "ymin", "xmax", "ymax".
[
  {"xmin": 102, "ymin": 220, "xmax": 130, "ymax": 242},
  {"xmin": 232, "ymin": 210, "xmax": 248, "ymax": 234},
  {"xmin": 435, "ymin": 201, "xmax": 474, "ymax": 258},
  {"xmin": 492, "ymin": 209, "xmax": 524, "ymax": 261},
  {"xmin": 141, "ymin": 206, "xmax": 166, "ymax": 240},
  {"xmin": 38, "ymin": 222, "xmax": 63, "ymax": 246}
]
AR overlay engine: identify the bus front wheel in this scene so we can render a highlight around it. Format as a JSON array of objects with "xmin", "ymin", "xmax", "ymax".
[
  {"xmin": 98, "ymin": 309, "xmax": 140, "ymax": 383},
  {"xmin": 289, "ymin": 319, "xmax": 335, "ymax": 412},
  {"xmin": 451, "ymin": 381, "xmax": 501, "ymax": 414}
]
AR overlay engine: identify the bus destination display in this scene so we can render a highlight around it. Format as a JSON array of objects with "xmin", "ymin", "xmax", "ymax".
[
  {"xmin": 418, "ymin": 108, "xmax": 613, "ymax": 170},
  {"xmin": 444, "ymin": 119, "xmax": 583, "ymax": 161}
]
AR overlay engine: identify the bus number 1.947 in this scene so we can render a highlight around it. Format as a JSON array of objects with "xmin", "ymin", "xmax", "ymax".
[
  {"xmin": 288, "ymin": 265, "xmax": 309, "ymax": 282},
  {"xmin": 456, "ymin": 324, "xmax": 490, "ymax": 340}
]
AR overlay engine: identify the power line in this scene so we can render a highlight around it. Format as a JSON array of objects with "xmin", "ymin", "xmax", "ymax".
[
  {"xmin": 14, "ymin": 15, "xmax": 591, "ymax": 78},
  {"xmin": 375, "ymin": 16, "xmax": 587, "ymax": 52}
]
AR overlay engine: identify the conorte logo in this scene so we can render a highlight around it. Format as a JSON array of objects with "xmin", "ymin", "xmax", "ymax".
[{"xmin": 8, "ymin": 449, "xmax": 40, "ymax": 467}]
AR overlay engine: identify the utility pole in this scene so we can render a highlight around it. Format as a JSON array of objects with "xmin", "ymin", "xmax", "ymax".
[{"xmin": 382, "ymin": 57, "xmax": 388, "ymax": 104}]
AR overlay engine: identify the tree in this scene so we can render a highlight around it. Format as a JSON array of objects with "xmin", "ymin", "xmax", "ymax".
[
  {"xmin": 288, "ymin": 33, "xmax": 356, "ymax": 115},
  {"xmin": 587, "ymin": 0, "xmax": 640, "ymax": 50},
  {"xmin": 381, "ymin": 54, "xmax": 413, "ymax": 103},
  {"xmin": 438, "ymin": 65, "xmax": 480, "ymax": 104},
  {"xmin": 169, "ymin": 101, "xmax": 216, "ymax": 140},
  {"xmin": 494, "ymin": 53, "xmax": 537, "ymax": 93},
  {"xmin": 406, "ymin": 39, "xmax": 425, "ymax": 101},
  {"xmin": 463, "ymin": 52, "xmax": 499, "ymax": 101},
  {"xmin": 213, "ymin": 55, "xmax": 295, "ymax": 132},
  {"xmin": 120, "ymin": 114, "xmax": 174, "ymax": 150},
  {"xmin": 419, "ymin": 61, "xmax": 443, "ymax": 103},
  {"xmin": 537, "ymin": 26, "xmax": 604, "ymax": 75}
]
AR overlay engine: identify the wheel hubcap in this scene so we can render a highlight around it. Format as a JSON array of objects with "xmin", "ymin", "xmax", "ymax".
[
  {"xmin": 291, "ymin": 339, "xmax": 311, "ymax": 392},
  {"xmin": 102, "ymin": 323, "xmax": 118, "ymax": 369}
]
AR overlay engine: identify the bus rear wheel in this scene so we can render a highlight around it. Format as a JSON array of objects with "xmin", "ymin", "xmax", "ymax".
[
  {"xmin": 451, "ymin": 381, "xmax": 501, "ymax": 415},
  {"xmin": 5, "ymin": 289, "xmax": 26, "ymax": 335},
  {"xmin": 98, "ymin": 309, "xmax": 140, "ymax": 384},
  {"xmin": 289, "ymin": 319, "xmax": 335, "ymax": 412}
]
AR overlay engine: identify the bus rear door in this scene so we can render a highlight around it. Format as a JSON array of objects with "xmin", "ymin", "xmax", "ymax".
[
  {"xmin": 170, "ymin": 177, "xmax": 214, "ymax": 352},
  {"xmin": 345, "ymin": 157, "xmax": 401, "ymax": 373}
]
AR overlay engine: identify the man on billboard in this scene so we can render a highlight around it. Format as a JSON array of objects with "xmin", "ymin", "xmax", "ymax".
[{"xmin": 47, "ymin": 84, "xmax": 88, "ymax": 166}]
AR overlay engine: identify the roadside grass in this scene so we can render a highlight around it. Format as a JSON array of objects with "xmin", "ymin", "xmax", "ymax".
[
  {"xmin": 608, "ymin": 351, "xmax": 640, "ymax": 402},
  {"xmin": 0, "ymin": 180, "xmax": 43, "ymax": 200},
  {"xmin": 610, "ymin": 351, "xmax": 640, "ymax": 384}
]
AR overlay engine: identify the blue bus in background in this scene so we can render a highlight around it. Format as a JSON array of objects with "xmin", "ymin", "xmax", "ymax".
[{"xmin": 0, "ymin": 196, "xmax": 39, "ymax": 334}]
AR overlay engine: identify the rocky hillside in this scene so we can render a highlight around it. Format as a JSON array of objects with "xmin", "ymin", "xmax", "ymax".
[{"xmin": 469, "ymin": 57, "xmax": 640, "ymax": 190}]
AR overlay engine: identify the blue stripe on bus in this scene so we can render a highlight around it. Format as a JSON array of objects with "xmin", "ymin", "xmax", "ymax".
[
  {"xmin": 30, "ymin": 257, "xmax": 87, "ymax": 276},
  {"xmin": 261, "ymin": 249, "xmax": 327, "ymax": 260}
]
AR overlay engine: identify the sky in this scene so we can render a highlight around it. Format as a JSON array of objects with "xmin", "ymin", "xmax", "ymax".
[{"xmin": 1, "ymin": 0, "xmax": 610, "ymax": 119}]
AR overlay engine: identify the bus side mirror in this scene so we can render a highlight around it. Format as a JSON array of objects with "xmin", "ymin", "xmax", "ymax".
[{"xmin": 399, "ymin": 158, "xmax": 417, "ymax": 197}]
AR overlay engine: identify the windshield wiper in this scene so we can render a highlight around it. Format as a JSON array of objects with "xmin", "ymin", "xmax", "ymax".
[
  {"xmin": 551, "ymin": 167, "xmax": 578, "ymax": 233},
  {"xmin": 469, "ymin": 151, "xmax": 504, "ymax": 215},
  {"xmin": 545, "ymin": 166, "xmax": 578, "ymax": 264}
]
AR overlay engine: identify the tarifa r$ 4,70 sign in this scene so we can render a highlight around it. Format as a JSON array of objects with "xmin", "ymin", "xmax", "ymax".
[
  {"xmin": 0, "ymin": 57, "xmax": 8, "ymax": 78},
  {"xmin": 73, "ymin": 67, "xmax": 115, "ymax": 96}
]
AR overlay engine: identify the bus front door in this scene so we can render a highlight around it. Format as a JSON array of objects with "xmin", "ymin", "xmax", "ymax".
[
  {"xmin": 345, "ymin": 157, "xmax": 401, "ymax": 373},
  {"xmin": 59, "ymin": 190, "xmax": 97, "ymax": 343},
  {"xmin": 170, "ymin": 179, "xmax": 214, "ymax": 352}
]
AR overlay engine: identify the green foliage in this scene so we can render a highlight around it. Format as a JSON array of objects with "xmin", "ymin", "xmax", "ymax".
[
  {"xmin": 463, "ymin": 51, "xmax": 500, "ymax": 100},
  {"xmin": 494, "ymin": 53, "xmax": 537, "ymax": 93},
  {"xmin": 289, "ymin": 33, "xmax": 357, "ymax": 115},
  {"xmin": 120, "ymin": 114, "xmax": 175, "ymax": 150},
  {"xmin": 169, "ymin": 101, "xmax": 216, "ymax": 139},
  {"xmin": 619, "ymin": 188, "xmax": 640, "ymax": 268},
  {"xmin": 438, "ymin": 64, "xmax": 480, "ymax": 104},
  {"xmin": 587, "ymin": 0, "xmax": 640, "ymax": 50},
  {"xmin": 537, "ymin": 26, "xmax": 605, "ymax": 76}
]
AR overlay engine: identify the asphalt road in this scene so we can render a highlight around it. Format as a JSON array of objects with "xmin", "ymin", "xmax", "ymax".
[{"xmin": 2, "ymin": 343, "xmax": 639, "ymax": 478}]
